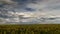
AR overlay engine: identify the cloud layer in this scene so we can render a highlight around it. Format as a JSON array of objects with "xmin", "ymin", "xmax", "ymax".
[{"xmin": 0, "ymin": 0, "xmax": 60, "ymax": 24}]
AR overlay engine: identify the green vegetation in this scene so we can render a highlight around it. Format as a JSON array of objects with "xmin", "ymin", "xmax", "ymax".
[{"xmin": 0, "ymin": 24, "xmax": 60, "ymax": 34}]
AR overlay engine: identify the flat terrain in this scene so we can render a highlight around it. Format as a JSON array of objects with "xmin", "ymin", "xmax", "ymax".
[{"xmin": 0, "ymin": 24, "xmax": 60, "ymax": 34}]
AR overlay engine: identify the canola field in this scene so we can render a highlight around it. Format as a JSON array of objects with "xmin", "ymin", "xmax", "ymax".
[{"xmin": 0, "ymin": 24, "xmax": 60, "ymax": 34}]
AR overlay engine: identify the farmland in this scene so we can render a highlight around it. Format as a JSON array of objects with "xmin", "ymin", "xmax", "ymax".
[{"xmin": 0, "ymin": 24, "xmax": 60, "ymax": 34}]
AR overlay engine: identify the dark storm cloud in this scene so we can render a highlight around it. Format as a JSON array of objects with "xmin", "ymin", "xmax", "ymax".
[
  {"xmin": 0, "ymin": 4, "xmax": 4, "ymax": 7},
  {"xmin": 0, "ymin": 14, "xmax": 8, "ymax": 18},
  {"xmin": 11, "ymin": 0, "xmax": 41, "ymax": 4},
  {"xmin": 25, "ymin": 8, "xmax": 35, "ymax": 11},
  {"xmin": 41, "ymin": 17, "xmax": 56, "ymax": 20},
  {"xmin": 0, "ymin": 2, "xmax": 6, "ymax": 8},
  {"xmin": 35, "ymin": 17, "xmax": 60, "ymax": 24},
  {"xmin": 44, "ymin": 5, "xmax": 60, "ymax": 10},
  {"xmin": 0, "ymin": 0, "xmax": 40, "ymax": 12}
]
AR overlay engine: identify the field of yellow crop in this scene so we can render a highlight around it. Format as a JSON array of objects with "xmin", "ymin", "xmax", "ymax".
[{"xmin": 0, "ymin": 24, "xmax": 60, "ymax": 34}]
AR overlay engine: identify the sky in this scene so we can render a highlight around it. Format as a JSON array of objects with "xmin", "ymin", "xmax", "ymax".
[{"xmin": 0, "ymin": 0, "xmax": 60, "ymax": 24}]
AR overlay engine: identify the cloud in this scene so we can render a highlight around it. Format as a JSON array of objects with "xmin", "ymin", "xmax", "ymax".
[
  {"xmin": 0, "ymin": 0, "xmax": 60, "ymax": 24},
  {"xmin": 11, "ymin": 0, "xmax": 41, "ymax": 4},
  {"xmin": 24, "ymin": 8, "xmax": 35, "ymax": 11}
]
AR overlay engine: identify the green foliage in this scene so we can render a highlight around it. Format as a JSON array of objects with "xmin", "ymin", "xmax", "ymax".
[{"xmin": 0, "ymin": 24, "xmax": 59, "ymax": 34}]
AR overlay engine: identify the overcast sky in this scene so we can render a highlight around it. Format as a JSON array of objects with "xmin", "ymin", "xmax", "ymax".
[{"xmin": 0, "ymin": 0, "xmax": 60, "ymax": 24}]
